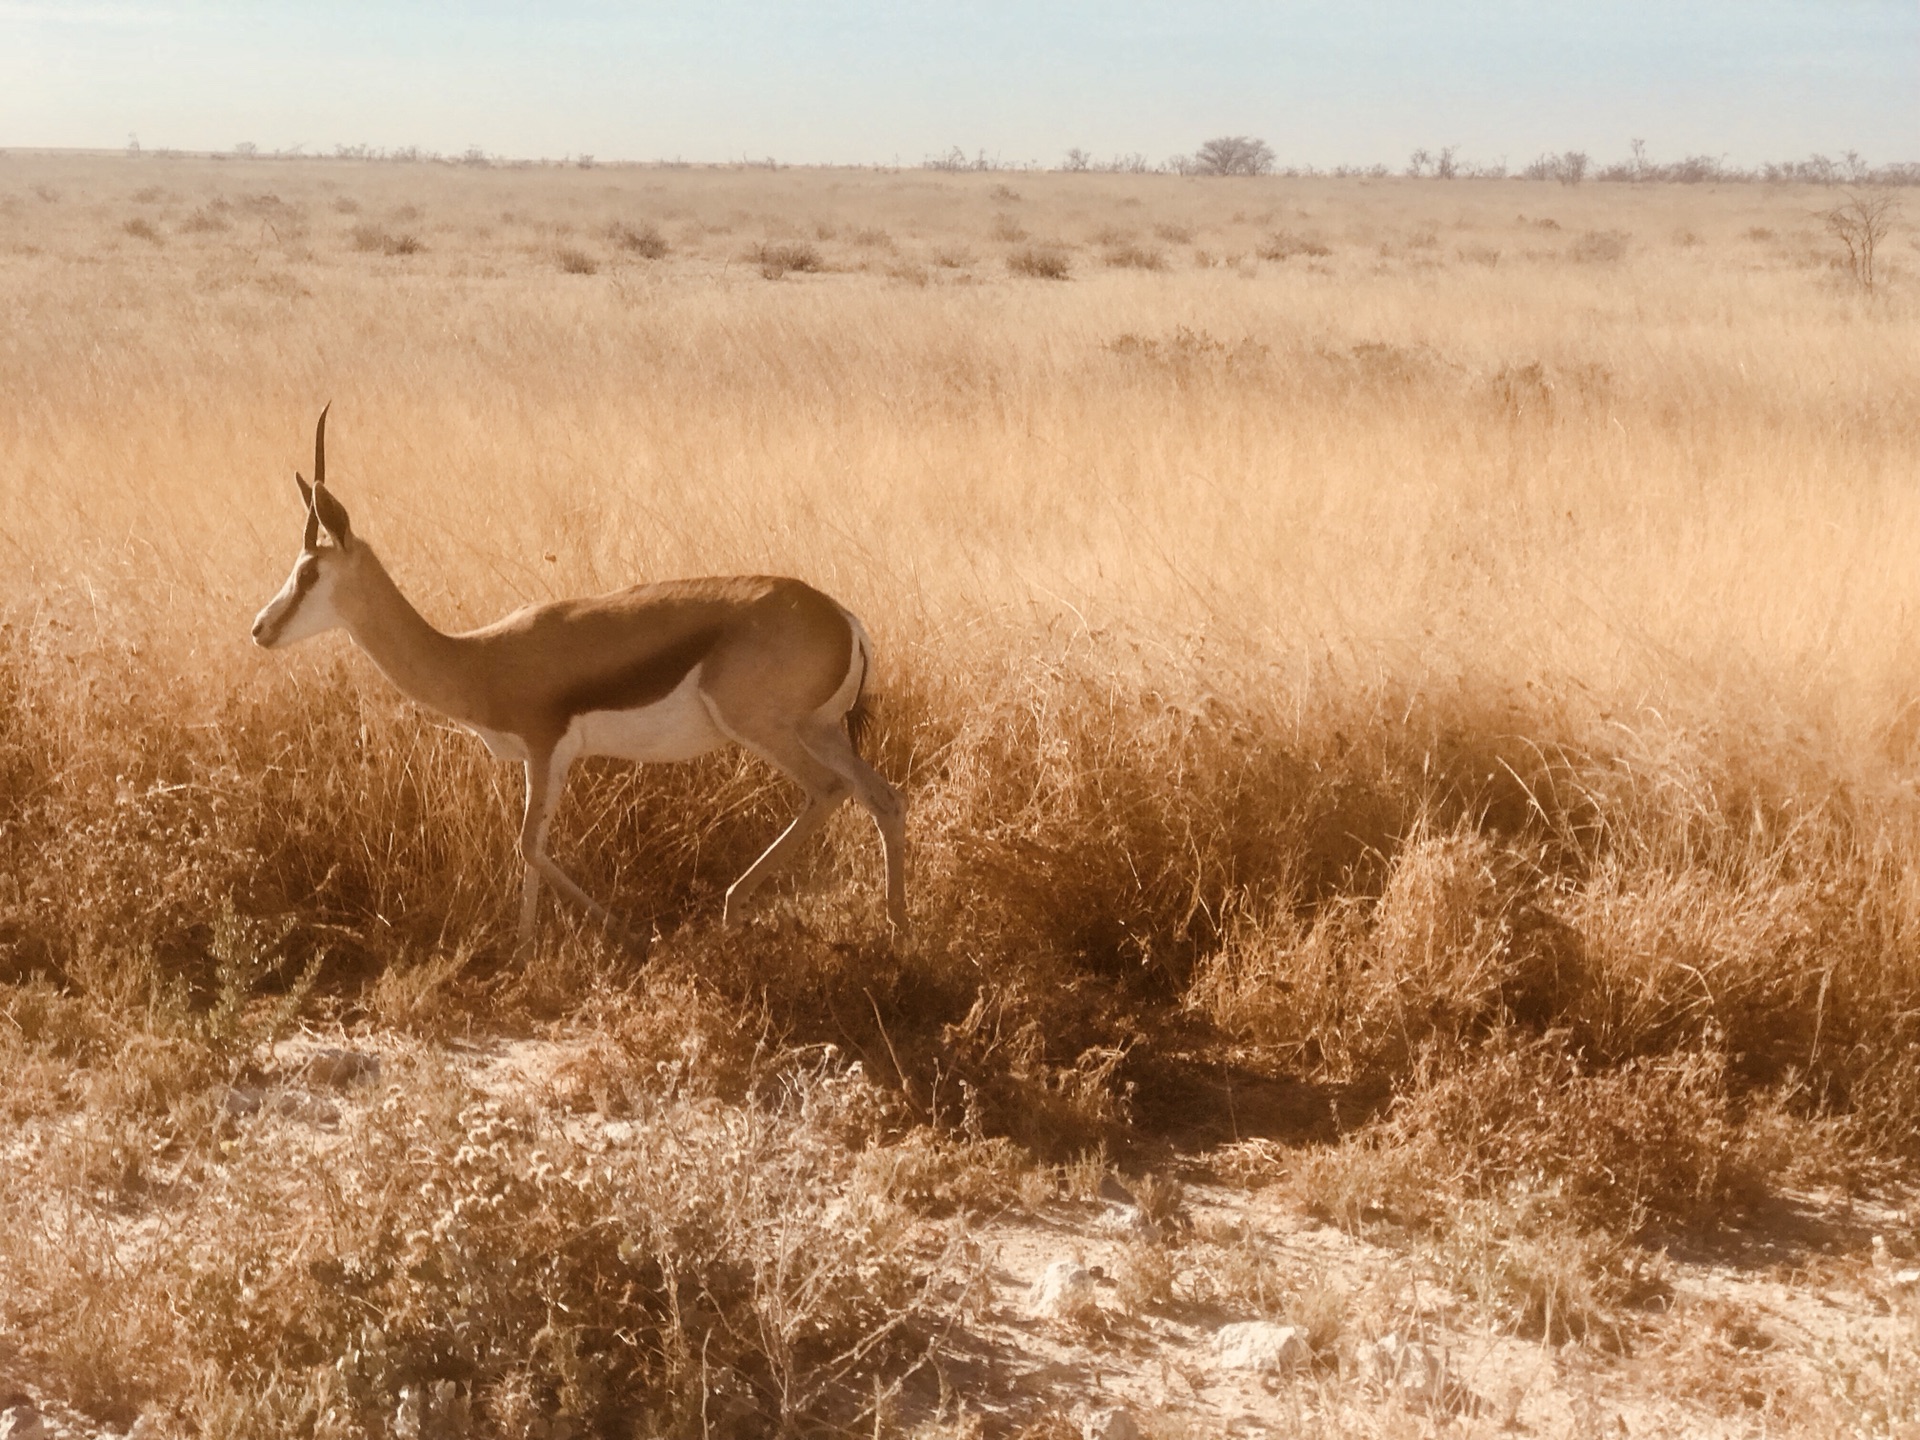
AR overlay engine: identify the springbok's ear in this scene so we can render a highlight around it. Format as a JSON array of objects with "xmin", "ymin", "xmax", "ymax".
[
  {"xmin": 298, "ymin": 472, "xmax": 319, "ymax": 550},
  {"xmin": 313, "ymin": 483, "xmax": 354, "ymax": 548}
]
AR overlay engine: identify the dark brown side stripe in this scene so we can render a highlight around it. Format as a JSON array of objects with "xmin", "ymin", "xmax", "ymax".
[{"xmin": 558, "ymin": 626, "xmax": 722, "ymax": 720}]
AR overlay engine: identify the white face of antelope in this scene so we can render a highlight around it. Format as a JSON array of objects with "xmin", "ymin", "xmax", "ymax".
[
  {"xmin": 251, "ymin": 544, "xmax": 347, "ymax": 649},
  {"xmin": 251, "ymin": 405, "xmax": 357, "ymax": 650}
]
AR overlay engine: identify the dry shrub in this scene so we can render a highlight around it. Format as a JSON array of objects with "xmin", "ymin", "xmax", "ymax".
[
  {"xmin": 0, "ymin": 1054, "xmax": 965, "ymax": 1437},
  {"xmin": 1114, "ymin": 1239, "xmax": 1176, "ymax": 1314},
  {"xmin": 1571, "ymin": 229, "xmax": 1629, "ymax": 263},
  {"xmin": 1428, "ymin": 1196, "xmax": 1669, "ymax": 1345},
  {"xmin": 122, "ymin": 217, "xmax": 163, "ymax": 245},
  {"xmin": 1106, "ymin": 325, "xmax": 1268, "ymax": 380},
  {"xmin": 1180, "ymin": 1218, "xmax": 1291, "ymax": 1318},
  {"xmin": 1257, "ymin": 230, "xmax": 1332, "ymax": 260},
  {"xmin": 855, "ymin": 1128, "xmax": 1035, "ymax": 1216},
  {"xmin": 749, "ymin": 240, "xmax": 822, "ymax": 278},
  {"xmin": 350, "ymin": 223, "xmax": 424, "ymax": 255},
  {"xmin": 178, "ymin": 207, "xmax": 229, "ymax": 234},
  {"xmin": 1293, "ymin": 1038, "xmax": 1767, "ymax": 1341},
  {"xmin": 555, "ymin": 246, "xmax": 598, "ymax": 275},
  {"xmin": 608, "ymin": 219, "xmax": 668, "ymax": 258},
  {"xmin": 1194, "ymin": 826, "xmax": 1561, "ymax": 1082},
  {"xmin": 938, "ymin": 982, "xmax": 1133, "ymax": 1156},
  {"xmin": 1648, "ymin": 1296, "xmax": 1812, "ymax": 1421},
  {"xmin": 1102, "ymin": 244, "xmax": 1166, "ymax": 270},
  {"xmin": 1395, "ymin": 1041, "xmax": 1768, "ymax": 1232},
  {"xmin": 1293, "ymin": 1036, "xmax": 1782, "ymax": 1338},
  {"xmin": 1006, "ymin": 246, "xmax": 1070, "ymax": 280}
]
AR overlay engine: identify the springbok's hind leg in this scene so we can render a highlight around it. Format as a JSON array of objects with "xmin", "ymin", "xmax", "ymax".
[
  {"xmin": 722, "ymin": 783, "xmax": 850, "ymax": 924},
  {"xmin": 801, "ymin": 720, "xmax": 908, "ymax": 931},
  {"xmin": 518, "ymin": 865, "xmax": 542, "ymax": 951}
]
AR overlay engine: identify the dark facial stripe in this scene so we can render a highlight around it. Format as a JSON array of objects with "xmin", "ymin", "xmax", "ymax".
[{"xmin": 559, "ymin": 627, "xmax": 722, "ymax": 719}]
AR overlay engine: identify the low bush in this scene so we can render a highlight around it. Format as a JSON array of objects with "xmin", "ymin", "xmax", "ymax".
[
  {"xmin": 608, "ymin": 220, "xmax": 668, "ymax": 258},
  {"xmin": 350, "ymin": 224, "xmax": 424, "ymax": 256},
  {"xmin": 749, "ymin": 241, "xmax": 822, "ymax": 279},
  {"xmin": 1572, "ymin": 229, "xmax": 1630, "ymax": 263},
  {"xmin": 1007, "ymin": 246, "xmax": 1070, "ymax": 280},
  {"xmin": 1257, "ymin": 231, "xmax": 1332, "ymax": 260}
]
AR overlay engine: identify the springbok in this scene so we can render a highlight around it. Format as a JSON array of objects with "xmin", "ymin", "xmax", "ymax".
[{"xmin": 251, "ymin": 408, "xmax": 907, "ymax": 949}]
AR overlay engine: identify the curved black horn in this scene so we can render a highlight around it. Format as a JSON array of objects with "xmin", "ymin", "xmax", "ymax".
[
  {"xmin": 299, "ymin": 473, "xmax": 319, "ymax": 550},
  {"xmin": 313, "ymin": 402, "xmax": 330, "ymax": 488}
]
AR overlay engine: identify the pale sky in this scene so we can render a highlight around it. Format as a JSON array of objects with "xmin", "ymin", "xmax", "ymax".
[{"xmin": 2, "ymin": 2, "xmax": 1914, "ymax": 170}]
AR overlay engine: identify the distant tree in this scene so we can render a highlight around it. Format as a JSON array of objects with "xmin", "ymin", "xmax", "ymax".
[
  {"xmin": 1062, "ymin": 147, "xmax": 1091, "ymax": 172},
  {"xmin": 1194, "ymin": 136, "xmax": 1275, "ymax": 177},
  {"xmin": 1826, "ymin": 190, "xmax": 1899, "ymax": 291}
]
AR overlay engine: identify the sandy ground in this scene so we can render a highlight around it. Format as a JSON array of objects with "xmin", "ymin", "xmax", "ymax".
[{"xmin": 4, "ymin": 1033, "xmax": 1915, "ymax": 1440}]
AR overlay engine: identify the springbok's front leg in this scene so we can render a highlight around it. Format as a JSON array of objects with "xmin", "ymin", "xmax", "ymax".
[{"xmin": 517, "ymin": 747, "xmax": 621, "ymax": 954}]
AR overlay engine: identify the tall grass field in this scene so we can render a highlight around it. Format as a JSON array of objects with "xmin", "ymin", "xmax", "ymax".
[{"xmin": 1, "ymin": 153, "xmax": 1917, "ymax": 1436}]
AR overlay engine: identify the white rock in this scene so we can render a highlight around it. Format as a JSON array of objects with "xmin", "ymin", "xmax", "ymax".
[
  {"xmin": 0, "ymin": 1406, "xmax": 46, "ymax": 1440},
  {"xmin": 1891, "ymin": 1268, "xmax": 1920, "ymax": 1291},
  {"xmin": 393, "ymin": 1386, "xmax": 422, "ymax": 1440},
  {"xmin": 1213, "ymin": 1320, "xmax": 1309, "ymax": 1373},
  {"xmin": 1029, "ymin": 1259, "xmax": 1098, "ymax": 1320},
  {"xmin": 1077, "ymin": 1405, "xmax": 1141, "ymax": 1440}
]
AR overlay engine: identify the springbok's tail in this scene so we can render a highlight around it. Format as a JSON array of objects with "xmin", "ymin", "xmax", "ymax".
[{"xmin": 844, "ymin": 621, "xmax": 875, "ymax": 757}]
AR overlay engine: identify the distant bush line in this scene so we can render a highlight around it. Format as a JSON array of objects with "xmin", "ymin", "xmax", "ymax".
[{"xmin": 84, "ymin": 138, "xmax": 1920, "ymax": 186}]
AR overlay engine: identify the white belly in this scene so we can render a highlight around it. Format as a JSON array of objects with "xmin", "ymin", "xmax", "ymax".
[
  {"xmin": 471, "ymin": 725, "xmax": 530, "ymax": 763},
  {"xmin": 570, "ymin": 665, "xmax": 726, "ymax": 763}
]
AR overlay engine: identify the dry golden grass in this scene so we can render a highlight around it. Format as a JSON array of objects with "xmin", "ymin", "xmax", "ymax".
[{"xmin": 2, "ymin": 152, "xmax": 1919, "ymax": 1435}]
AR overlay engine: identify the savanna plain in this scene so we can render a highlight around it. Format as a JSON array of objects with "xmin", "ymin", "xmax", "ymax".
[{"xmin": 2, "ymin": 152, "xmax": 1919, "ymax": 1439}]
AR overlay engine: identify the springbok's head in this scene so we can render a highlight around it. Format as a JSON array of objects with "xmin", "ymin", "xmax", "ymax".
[{"xmin": 252, "ymin": 405, "xmax": 362, "ymax": 648}]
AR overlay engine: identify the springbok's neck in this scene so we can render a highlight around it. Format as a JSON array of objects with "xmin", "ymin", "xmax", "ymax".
[{"xmin": 339, "ymin": 546, "xmax": 477, "ymax": 724}]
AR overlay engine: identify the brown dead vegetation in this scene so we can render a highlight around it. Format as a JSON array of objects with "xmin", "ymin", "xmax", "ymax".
[{"xmin": 1, "ymin": 156, "xmax": 1918, "ymax": 1436}]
